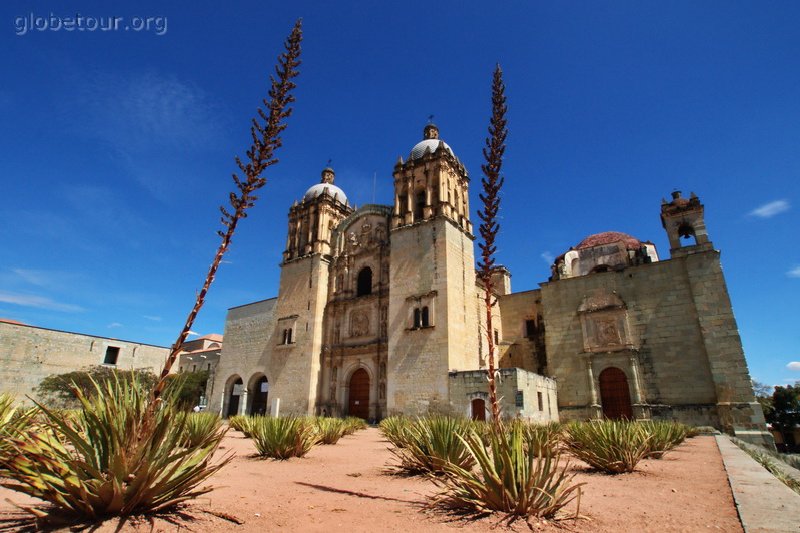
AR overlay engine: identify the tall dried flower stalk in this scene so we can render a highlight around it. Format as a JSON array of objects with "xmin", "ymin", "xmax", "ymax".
[
  {"xmin": 150, "ymin": 20, "xmax": 303, "ymax": 404},
  {"xmin": 477, "ymin": 64, "xmax": 507, "ymax": 428}
]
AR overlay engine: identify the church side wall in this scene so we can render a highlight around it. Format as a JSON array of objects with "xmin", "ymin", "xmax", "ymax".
[
  {"xmin": 208, "ymin": 298, "xmax": 276, "ymax": 415},
  {"xmin": 0, "ymin": 321, "xmax": 168, "ymax": 406},
  {"xmin": 497, "ymin": 290, "xmax": 543, "ymax": 372},
  {"xmin": 682, "ymin": 250, "xmax": 768, "ymax": 436},
  {"xmin": 541, "ymin": 257, "xmax": 722, "ymax": 425}
]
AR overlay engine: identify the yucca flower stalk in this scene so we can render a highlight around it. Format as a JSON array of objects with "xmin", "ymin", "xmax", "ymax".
[
  {"xmin": 477, "ymin": 65, "xmax": 508, "ymax": 429},
  {"xmin": 0, "ymin": 21, "xmax": 303, "ymax": 521},
  {"xmin": 149, "ymin": 20, "xmax": 303, "ymax": 409}
]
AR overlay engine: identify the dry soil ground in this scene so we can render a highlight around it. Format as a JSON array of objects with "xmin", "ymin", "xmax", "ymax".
[{"xmin": 0, "ymin": 427, "xmax": 741, "ymax": 532}]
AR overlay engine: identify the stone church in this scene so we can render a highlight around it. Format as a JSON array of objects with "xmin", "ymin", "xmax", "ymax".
[{"xmin": 209, "ymin": 123, "xmax": 770, "ymax": 445}]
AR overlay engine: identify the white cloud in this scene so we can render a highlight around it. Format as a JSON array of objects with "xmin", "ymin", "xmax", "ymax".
[
  {"xmin": 788, "ymin": 266, "xmax": 800, "ymax": 279},
  {"xmin": 0, "ymin": 291, "xmax": 84, "ymax": 313},
  {"xmin": 787, "ymin": 362, "xmax": 800, "ymax": 371},
  {"xmin": 107, "ymin": 322, "xmax": 123, "ymax": 329},
  {"xmin": 143, "ymin": 315, "xmax": 162, "ymax": 322},
  {"xmin": 749, "ymin": 199, "xmax": 790, "ymax": 218},
  {"xmin": 540, "ymin": 251, "xmax": 554, "ymax": 264}
]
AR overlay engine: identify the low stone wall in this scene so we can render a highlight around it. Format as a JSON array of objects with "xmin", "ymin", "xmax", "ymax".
[{"xmin": 0, "ymin": 321, "xmax": 168, "ymax": 405}]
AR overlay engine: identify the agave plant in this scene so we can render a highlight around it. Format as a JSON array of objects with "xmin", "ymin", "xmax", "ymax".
[
  {"xmin": 250, "ymin": 416, "xmax": 319, "ymax": 459},
  {"xmin": 343, "ymin": 417, "xmax": 368, "ymax": 435},
  {"xmin": 388, "ymin": 416, "xmax": 476, "ymax": 475},
  {"xmin": 182, "ymin": 412, "xmax": 223, "ymax": 449},
  {"xmin": 379, "ymin": 416, "xmax": 411, "ymax": 448},
  {"xmin": 0, "ymin": 375, "xmax": 229, "ymax": 518},
  {"xmin": 563, "ymin": 420, "xmax": 652, "ymax": 474},
  {"xmin": 433, "ymin": 423, "xmax": 583, "ymax": 520},
  {"xmin": 227, "ymin": 415, "xmax": 248, "ymax": 433},
  {"xmin": 313, "ymin": 417, "xmax": 347, "ymax": 445},
  {"xmin": 515, "ymin": 420, "xmax": 563, "ymax": 458},
  {"xmin": 640, "ymin": 421, "xmax": 690, "ymax": 459}
]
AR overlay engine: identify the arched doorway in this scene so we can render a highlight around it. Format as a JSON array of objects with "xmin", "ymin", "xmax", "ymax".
[
  {"xmin": 471, "ymin": 398, "xmax": 486, "ymax": 421},
  {"xmin": 348, "ymin": 368, "xmax": 370, "ymax": 420},
  {"xmin": 226, "ymin": 376, "xmax": 243, "ymax": 418},
  {"xmin": 250, "ymin": 375, "xmax": 269, "ymax": 415},
  {"xmin": 599, "ymin": 367, "xmax": 633, "ymax": 420}
]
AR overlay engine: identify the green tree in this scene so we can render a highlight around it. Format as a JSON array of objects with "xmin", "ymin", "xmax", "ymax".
[
  {"xmin": 766, "ymin": 383, "xmax": 800, "ymax": 442},
  {"xmin": 167, "ymin": 370, "xmax": 210, "ymax": 410},
  {"xmin": 752, "ymin": 380, "xmax": 774, "ymax": 419},
  {"xmin": 36, "ymin": 366, "xmax": 158, "ymax": 408}
]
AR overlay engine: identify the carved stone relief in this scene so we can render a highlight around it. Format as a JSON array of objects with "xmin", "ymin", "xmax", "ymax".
[{"xmin": 350, "ymin": 310, "xmax": 370, "ymax": 337}]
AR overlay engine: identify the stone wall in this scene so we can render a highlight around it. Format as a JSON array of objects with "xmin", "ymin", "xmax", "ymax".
[
  {"xmin": 0, "ymin": 320, "xmax": 168, "ymax": 405},
  {"xmin": 448, "ymin": 368, "xmax": 558, "ymax": 422},
  {"xmin": 540, "ymin": 248, "xmax": 767, "ymax": 443},
  {"xmin": 208, "ymin": 298, "xmax": 276, "ymax": 416}
]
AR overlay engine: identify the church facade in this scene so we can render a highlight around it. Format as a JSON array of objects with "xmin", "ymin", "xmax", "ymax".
[{"xmin": 208, "ymin": 124, "xmax": 770, "ymax": 446}]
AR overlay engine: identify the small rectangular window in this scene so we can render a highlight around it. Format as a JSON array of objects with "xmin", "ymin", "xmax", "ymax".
[
  {"xmin": 413, "ymin": 308, "xmax": 421, "ymax": 328},
  {"xmin": 493, "ymin": 329, "xmax": 499, "ymax": 345},
  {"xmin": 103, "ymin": 346, "xmax": 120, "ymax": 365},
  {"xmin": 525, "ymin": 319, "xmax": 536, "ymax": 338},
  {"xmin": 537, "ymin": 391, "xmax": 543, "ymax": 411},
  {"xmin": 421, "ymin": 306, "xmax": 430, "ymax": 327},
  {"xmin": 515, "ymin": 390, "xmax": 524, "ymax": 408}
]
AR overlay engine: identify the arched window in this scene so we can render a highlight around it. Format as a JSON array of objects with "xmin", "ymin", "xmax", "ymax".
[
  {"xmin": 357, "ymin": 267, "xmax": 372, "ymax": 296},
  {"xmin": 413, "ymin": 308, "xmax": 422, "ymax": 328},
  {"xmin": 415, "ymin": 190, "xmax": 426, "ymax": 220},
  {"xmin": 421, "ymin": 306, "xmax": 430, "ymax": 327}
]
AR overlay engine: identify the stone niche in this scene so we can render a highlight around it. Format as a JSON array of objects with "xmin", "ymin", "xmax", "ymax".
[{"xmin": 577, "ymin": 290, "xmax": 632, "ymax": 353}]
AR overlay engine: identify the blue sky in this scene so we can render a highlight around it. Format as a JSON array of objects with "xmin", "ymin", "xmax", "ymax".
[{"xmin": 1, "ymin": 1, "xmax": 798, "ymax": 388}]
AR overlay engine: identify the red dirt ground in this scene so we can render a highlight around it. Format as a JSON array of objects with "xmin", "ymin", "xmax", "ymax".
[{"xmin": 0, "ymin": 428, "xmax": 742, "ymax": 532}]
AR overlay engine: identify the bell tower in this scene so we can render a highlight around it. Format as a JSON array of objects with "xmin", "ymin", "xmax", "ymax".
[
  {"xmin": 660, "ymin": 190, "xmax": 712, "ymax": 257},
  {"xmin": 270, "ymin": 167, "xmax": 352, "ymax": 415},
  {"xmin": 387, "ymin": 124, "xmax": 478, "ymax": 415},
  {"xmin": 391, "ymin": 124, "xmax": 472, "ymax": 233},
  {"xmin": 284, "ymin": 167, "xmax": 352, "ymax": 261}
]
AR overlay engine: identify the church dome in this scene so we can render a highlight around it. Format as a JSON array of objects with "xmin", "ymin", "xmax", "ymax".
[
  {"xmin": 303, "ymin": 183, "xmax": 347, "ymax": 203},
  {"xmin": 576, "ymin": 231, "xmax": 642, "ymax": 250},
  {"xmin": 408, "ymin": 123, "xmax": 455, "ymax": 160},
  {"xmin": 410, "ymin": 139, "xmax": 454, "ymax": 160},
  {"xmin": 303, "ymin": 166, "xmax": 347, "ymax": 203}
]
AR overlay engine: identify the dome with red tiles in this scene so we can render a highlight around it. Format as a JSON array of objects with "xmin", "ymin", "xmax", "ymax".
[{"xmin": 576, "ymin": 231, "xmax": 642, "ymax": 250}]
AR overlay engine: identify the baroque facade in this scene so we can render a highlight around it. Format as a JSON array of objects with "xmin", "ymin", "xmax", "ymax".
[{"xmin": 209, "ymin": 124, "xmax": 770, "ymax": 446}]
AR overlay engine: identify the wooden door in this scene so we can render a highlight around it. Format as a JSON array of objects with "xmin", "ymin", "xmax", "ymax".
[
  {"xmin": 599, "ymin": 367, "xmax": 633, "ymax": 420},
  {"xmin": 471, "ymin": 398, "xmax": 486, "ymax": 421},
  {"xmin": 348, "ymin": 369, "xmax": 370, "ymax": 420}
]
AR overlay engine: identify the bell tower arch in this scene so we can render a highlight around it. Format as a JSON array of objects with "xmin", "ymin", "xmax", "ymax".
[{"xmin": 660, "ymin": 190, "xmax": 712, "ymax": 257}]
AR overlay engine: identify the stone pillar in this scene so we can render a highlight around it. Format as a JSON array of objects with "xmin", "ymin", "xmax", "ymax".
[
  {"xmin": 238, "ymin": 389, "xmax": 249, "ymax": 416},
  {"xmin": 629, "ymin": 353, "xmax": 651, "ymax": 420},
  {"xmin": 586, "ymin": 356, "xmax": 602, "ymax": 419}
]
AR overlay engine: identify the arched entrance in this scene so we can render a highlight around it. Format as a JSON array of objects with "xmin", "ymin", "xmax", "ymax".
[
  {"xmin": 471, "ymin": 398, "xmax": 486, "ymax": 421},
  {"xmin": 599, "ymin": 367, "xmax": 633, "ymax": 420},
  {"xmin": 226, "ymin": 376, "xmax": 243, "ymax": 418},
  {"xmin": 250, "ymin": 375, "xmax": 269, "ymax": 415},
  {"xmin": 348, "ymin": 368, "xmax": 370, "ymax": 420}
]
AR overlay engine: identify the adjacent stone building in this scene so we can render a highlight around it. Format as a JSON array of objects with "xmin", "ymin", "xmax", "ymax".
[
  {"xmin": 210, "ymin": 124, "xmax": 770, "ymax": 445},
  {"xmin": 0, "ymin": 318, "xmax": 169, "ymax": 404}
]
